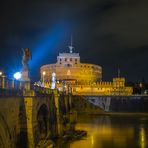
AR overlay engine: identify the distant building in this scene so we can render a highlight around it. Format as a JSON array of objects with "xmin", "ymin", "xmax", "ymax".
[
  {"xmin": 40, "ymin": 46, "xmax": 133, "ymax": 96},
  {"xmin": 72, "ymin": 77, "xmax": 133, "ymax": 96}
]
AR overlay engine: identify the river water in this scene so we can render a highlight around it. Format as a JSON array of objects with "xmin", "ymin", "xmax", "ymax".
[{"xmin": 56, "ymin": 114, "xmax": 148, "ymax": 148}]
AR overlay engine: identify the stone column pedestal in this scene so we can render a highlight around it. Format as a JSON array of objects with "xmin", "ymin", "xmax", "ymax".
[
  {"xmin": 2, "ymin": 76, "xmax": 6, "ymax": 89},
  {"xmin": 21, "ymin": 70, "xmax": 30, "ymax": 90},
  {"xmin": 54, "ymin": 90, "xmax": 64, "ymax": 136}
]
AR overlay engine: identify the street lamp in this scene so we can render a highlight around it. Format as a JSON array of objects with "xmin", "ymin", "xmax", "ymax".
[
  {"xmin": 51, "ymin": 72, "xmax": 56, "ymax": 89},
  {"xmin": 0, "ymin": 71, "xmax": 3, "ymax": 76},
  {"xmin": 0, "ymin": 71, "xmax": 3, "ymax": 88},
  {"xmin": 13, "ymin": 72, "xmax": 22, "ymax": 80},
  {"xmin": 13, "ymin": 72, "xmax": 22, "ymax": 89},
  {"xmin": 42, "ymin": 71, "xmax": 46, "ymax": 87}
]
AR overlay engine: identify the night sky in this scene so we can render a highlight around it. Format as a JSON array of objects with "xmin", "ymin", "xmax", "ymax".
[{"xmin": 0, "ymin": 0, "xmax": 148, "ymax": 82}]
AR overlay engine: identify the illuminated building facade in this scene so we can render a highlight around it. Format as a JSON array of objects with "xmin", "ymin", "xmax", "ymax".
[
  {"xmin": 40, "ymin": 46, "xmax": 133, "ymax": 96},
  {"xmin": 40, "ymin": 52, "xmax": 102, "ymax": 84},
  {"xmin": 72, "ymin": 77, "xmax": 133, "ymax": 96}
]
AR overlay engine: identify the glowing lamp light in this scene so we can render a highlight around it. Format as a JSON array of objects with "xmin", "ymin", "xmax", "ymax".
[
  {"xmin": 42, "ymin": 71, "xmax": 46, "ymax": 76},
  {"xmin": 0, "ymin": 71, "xmax": 2, "ymax": 76},
  {"xmin": 13, "ymin": 72, "xmax": 22, "ymax": 80}
]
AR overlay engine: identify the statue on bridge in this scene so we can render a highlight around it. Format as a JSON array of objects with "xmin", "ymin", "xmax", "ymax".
[
  {"xmin": 22, "ymin": 48, "xmax": 32, "ymax": 71},
  {"xmin": 21, "ymin": 48, "xmax": 32, "ymax": 82}
]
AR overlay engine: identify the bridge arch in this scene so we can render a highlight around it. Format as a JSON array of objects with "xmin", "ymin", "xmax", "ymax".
[{"xmin": 37, "ymin": 104, "xmax": 49, "ymax": 139}]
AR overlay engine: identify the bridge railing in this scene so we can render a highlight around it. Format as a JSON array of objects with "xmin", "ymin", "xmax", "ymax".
[
  {"xmin": 33, "ymin": 85, "xmax": 54, "ymax": 95},
  {"xmin": 0, "ymin": 76, "xmax": 22, "ymax": 89},
  {"xmin": 0, "ymin": 76, "xmax": 70, "ymax": 96}
]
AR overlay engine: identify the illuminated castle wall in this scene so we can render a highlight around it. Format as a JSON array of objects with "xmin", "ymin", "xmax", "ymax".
[
  {"xmin": 40, "ymin": 52, "xmax": 102, "ymax": 84},
  {"xmin": 72, "ymin": 77, "xmax": 133, "ymax": 96}
]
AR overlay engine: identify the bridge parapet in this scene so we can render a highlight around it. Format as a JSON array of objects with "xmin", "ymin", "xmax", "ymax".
[{"xmin": 0, "ymin": 88, "xmax": 23, "ymax": 97}]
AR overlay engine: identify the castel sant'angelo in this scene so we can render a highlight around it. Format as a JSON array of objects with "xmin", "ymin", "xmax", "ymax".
[{"xmin": 40, "ymin": 42, "xmax": 133, "ymax": 96}]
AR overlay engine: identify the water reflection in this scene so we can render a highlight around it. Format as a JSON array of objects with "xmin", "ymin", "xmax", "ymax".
[
  {"xmin": 56, "ymin": 115, "xmax": 148, "ymax": 148},
  {"xmin": 139, "ymin": 125, "xmax": 146, "ymax": 148}
]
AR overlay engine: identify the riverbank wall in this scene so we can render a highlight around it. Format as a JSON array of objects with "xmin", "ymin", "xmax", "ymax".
[{"xmin": 72, "ymin": 95, "xmax": 148, "ymax": 114}]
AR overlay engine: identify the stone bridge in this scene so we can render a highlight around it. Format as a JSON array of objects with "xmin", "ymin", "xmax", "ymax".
[
  {"xmin": 0, "ymin": 88, "xmax": 75, "ymax": 148},
  {"xmin": 1, "ymin": 86, "xmax": 148, "ymax": 148}
]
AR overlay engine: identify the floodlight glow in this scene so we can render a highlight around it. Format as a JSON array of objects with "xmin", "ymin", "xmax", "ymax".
[
  {"xmin": 29, "ymin": 23, "xmax": 70, "ymax": 68},
  {"xmin": 13, "ymin": 72, "xmax": 22, "ymax": 80}
]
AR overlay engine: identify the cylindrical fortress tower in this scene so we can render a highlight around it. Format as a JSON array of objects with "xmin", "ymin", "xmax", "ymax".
[{"xmin": 40, "ymin": 51, "xmax": 102, "ymax": 85}]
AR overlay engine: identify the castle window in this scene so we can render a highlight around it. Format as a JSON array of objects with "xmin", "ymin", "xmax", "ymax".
[
  {"xmin": 68, "ymin": 64, "xmax": 72, "ymax": 67},
  {"xmin": 65, "ymin": 58, "xmax": 67, "ymax": 61},
  {"xmin": 70, "ymin": 58, "xmax": 72, "ymax": 61},
  {"xmin": 65, "ymin": 64, "xmax": 72, "ymax": 67},
  {"xmin": 60, "ymin": 58, "xmax": 62, "ymax": 61},
  {"xmin": 60, "ymin": 62, "xmax": 62, "ymax": 64}
]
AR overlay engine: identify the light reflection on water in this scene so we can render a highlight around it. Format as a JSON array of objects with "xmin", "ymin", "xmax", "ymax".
[{"xmin": 57, "ymin": 115, "xmax": 148, "ymax": 148}]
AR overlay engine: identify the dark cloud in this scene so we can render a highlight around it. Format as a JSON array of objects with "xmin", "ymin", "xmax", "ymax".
[{"xmin": 100, "ymin": 0, "xmax": 148, "ymax": 47}]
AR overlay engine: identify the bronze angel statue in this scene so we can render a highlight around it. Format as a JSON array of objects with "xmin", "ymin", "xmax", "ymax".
[{"xmin": 22, "ymin": 48, "xmax": 32, "ymax": 70}]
